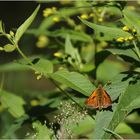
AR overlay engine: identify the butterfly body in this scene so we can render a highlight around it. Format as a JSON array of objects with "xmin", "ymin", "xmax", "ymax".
[{"xmin": 85, "ymin": 84, "xmax": 112, "ymax": 110}]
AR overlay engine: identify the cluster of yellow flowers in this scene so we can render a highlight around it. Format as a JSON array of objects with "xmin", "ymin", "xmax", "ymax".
[
  {"xmin": 116, "ymin": 25, "xmax": 137, "ymax": 43},
  {"xmin": 43, "ymin": 7, "xmax": 57, "ymax": 17},
  {"xmin": 116, "ymin": 36, "xmax": 134, "ymax": 43},
  {"xmin": 43, "ymin": 7, "xmax": 61, "ymax": 23},
  {"xmin": 80, "ymin": 13, "xmax": 103, "ymax": 22}
]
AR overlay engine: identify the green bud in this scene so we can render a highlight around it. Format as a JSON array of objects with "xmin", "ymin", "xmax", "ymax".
[{"xmin": 3, "ymin": 44, "xmax": 16, "ymax": 52}]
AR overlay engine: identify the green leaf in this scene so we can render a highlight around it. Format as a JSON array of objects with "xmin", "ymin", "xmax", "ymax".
[
  {"xmin": 80, "ymin": 19, "xmax": 131, "ymax": 41},
  {"xmin": 3, "ymin": 44, "xmax": 16, "ymax": 52},
  {"xmin": 122, "ymin": 9, "xmax": 140, "ymax": 34},
  {"xmin": 0, "ymin": 62, "xmax": 29, "ymax": 72},
  {"xmin": 105, "ymin": 73, "xmax": 130, "ymax": 101},
  {"xmin": 2, "ymin": 115, "xmax": 29, "ymax": 138},
  {"xmin": 93, "ymin": 79, "xmax": 140, "ymax": 139},
  {"xmin": 80, "ymin": 63, "xmax": 95, "ymax": 72},
  {"xmin": 0, "ymin": 90, "xmax": 25, "ymax": 118},
  {"xmin": 97, "ymin": 59, "xmax": 125, "ymax": 82},
  {"xmin": 71, "ymin": 116, "xmax": 95, "ymax": 137},
  {"xmin": 65, "ymin": 35, "xmax": 81, "ymax": 64},
  {"xmin": 15, "ymin": 5, "xmax": 40, "ymax": 43},
  {"xmin": 106, "ymin": 48, "xmax": 139, "ymax": 61},
  {"xmin": 32, "ymin": 121, "xmax": 51, "ymax": 139},
  {"xmin": 33, "ymin": 58, "xmax": 53, "ymax": 76},
  {"xmin": 123, "ymin": 96, "xmax": 140, "ymax": 113},
  {"xmin": 50, "ymin": 29, "xmax": 92, "ymax": 42},
  {"xmin": 0, "ymin": 20, "xmax": 3, "ymax": 32},
  {"xmin": 50, "ymin": 69, "xmax": 95, "ymax": 96},
  {"xmin": 115, "ymin": 122, "xmax": 134, "ymax": 134}
]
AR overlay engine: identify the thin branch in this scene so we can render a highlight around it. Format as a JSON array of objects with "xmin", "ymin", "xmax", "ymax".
[{"xmin": 49, "ymin": 78, "xmax": 95, "ymax": 120}]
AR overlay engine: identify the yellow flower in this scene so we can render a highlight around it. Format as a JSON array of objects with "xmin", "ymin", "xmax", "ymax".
[
  {"xmin": 53, "ymin": 16, "xmax": 60, "ymax": 22},
  {"xmin": 35, "ymin": 71, "xmax": 40, "ymax": 75},
  {"xmin": 30, "ymin": 99, "xmax": 40, "ymax": 106},
  {"xmin": 43, "ymin": 7, "xmax": 57, "ymax": 17},
  {"xmin": 89, "ymin": 13, "xmax": 95, "ymax": 17},
  {"xmin": 128, "ymin": 36, "xmax": 134, "ymax": 41},
  {"xmin": 37, "ymin": 75, "xmax": 42, "ymax": 80},
  {"xmin": 132, "ymin": 28, "xmax": 137, "ymax": 33},
  {"xmin": 116, "ymin": 37, "xmax": 125, "ymax": 42},
  {"xmin": 54, "ymin": 52, "xmax": 63, "ymax": 58},
  {"xmin": 43, "ymin": 8, "xmax": 53, "ymax": 17},
  {"xmin": 80, "ymin": 14, "xmax": 88, "ymax": 20},
  {"xmin": 122, "ymin": 25, "xmax": 129, "ymax": 32},
  {"xmin": 36, "ymin": 35, "xmax": 49, "ymax": 48},
  {"xmin": 98, "ymin": 17, "xmax": 103, "ymax": 22},
  {"xmin": 124, "ymin": 37, "xmax": 129, "ymax": 41}
]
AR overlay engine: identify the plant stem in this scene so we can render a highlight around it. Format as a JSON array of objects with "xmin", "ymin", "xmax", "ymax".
[
  {"xmin": 50, "ymin": 78, "xmax": 83, "ymax": 108},
  {"xmin": 2, "ymin": 32, "xmax": 36, "ymax": 71},
  {"xmin": 133, "ymin": 41, "xmax": 140, "ymax": 60},
  {"xmin": 49, "ymin": 78, "xmax": 95, "ymax": 120},
  {"xmin": 104, "ymin": 128, "xmax": 124, "ymax": 140},
  {"xmin": 14, "ymin": 43, "xmax": 36, "ymax": 71}
]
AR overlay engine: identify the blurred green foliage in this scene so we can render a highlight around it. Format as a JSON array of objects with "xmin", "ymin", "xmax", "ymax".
[{"xmin": 0, "ymin": 0, "xmax": 140, "ymax": 139}]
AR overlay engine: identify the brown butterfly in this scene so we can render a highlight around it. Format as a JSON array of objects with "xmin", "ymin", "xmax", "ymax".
[{"xmin": 85, "ymin": 84, "xmax": 112, "ymax": 110}]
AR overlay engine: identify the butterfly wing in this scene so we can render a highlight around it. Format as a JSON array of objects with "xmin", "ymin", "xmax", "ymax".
[
  {"xmin": 85, "ymin": 89, "xmax": 100, "ymax": 109},
  {"xmin": 102, "ymin": 90, "xmax": 112, "ymax": 108},
  {"xmin": 85, "ymin": 86, "xmax": 112, "ymax": 109}
]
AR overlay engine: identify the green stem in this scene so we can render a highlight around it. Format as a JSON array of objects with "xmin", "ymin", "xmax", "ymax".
[
  {"xmin": 50, "ymin": 78, "xmax": 83, "ymax": 108},
  {"xmin": 133, "ymin": 41, "xmax": 140, "ymax": 60},
  {"xmin": 14, "ymin": 43, "xmax": 37, "ymax": 72},
  {"xmin": 104, "ymin": 128, "xmax": 124, "ymax": 140},
  {"xmin": 2, "ymin": 32, "xmax": 36, "ymax": 71},
  {"xmin": 50, "ymin": 78, "xmax": 95, "ymax": 120}
]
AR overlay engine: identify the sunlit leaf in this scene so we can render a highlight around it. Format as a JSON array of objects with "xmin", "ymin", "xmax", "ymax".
[
  {"xmin": 115, "ymin": 122, "xmax": 134, "ymax": 134},
  {"xmin": 0, "ymin": 90, "xmax": 25, "ymax": 118},
  {"xmin": 32, "ymin": 121, "xmax": 51, "ymax": 139},
  {"xmin": 50, "ymin": 29, "xmax": 92, "ymax": 42},
  {"xmin": 15, "ymin": 5, "xmax": 40, "ymax": 43},
  {"xmin": 122, "ymin": 9, "xmax": 140, "ymax": 34},
  {"xmin": 80, "ymin": 18, "xmax": 131, "ymax": 41},
  {"xmin": 97, "ymin": 59, "xmax": 125, "ymax": 82},
  {"xmin": 106, "ymin": 48, "xmax": 139, "ymax": 61},
  {"xmin": 0, "ymin": 20, "xmax": 4, "ymax": 33},
  {"xmin": 51, "ymin": 69, "xmax": 95, "ymax": 96},
  {"xmin": 65, "ymin": 35, "xmax": 82, "ymax": 67}
]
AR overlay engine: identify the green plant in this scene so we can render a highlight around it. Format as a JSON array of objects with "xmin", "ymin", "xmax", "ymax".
[{"xmin": 0, "ymin": 1, "xmax": 140, "ymax": 139}]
